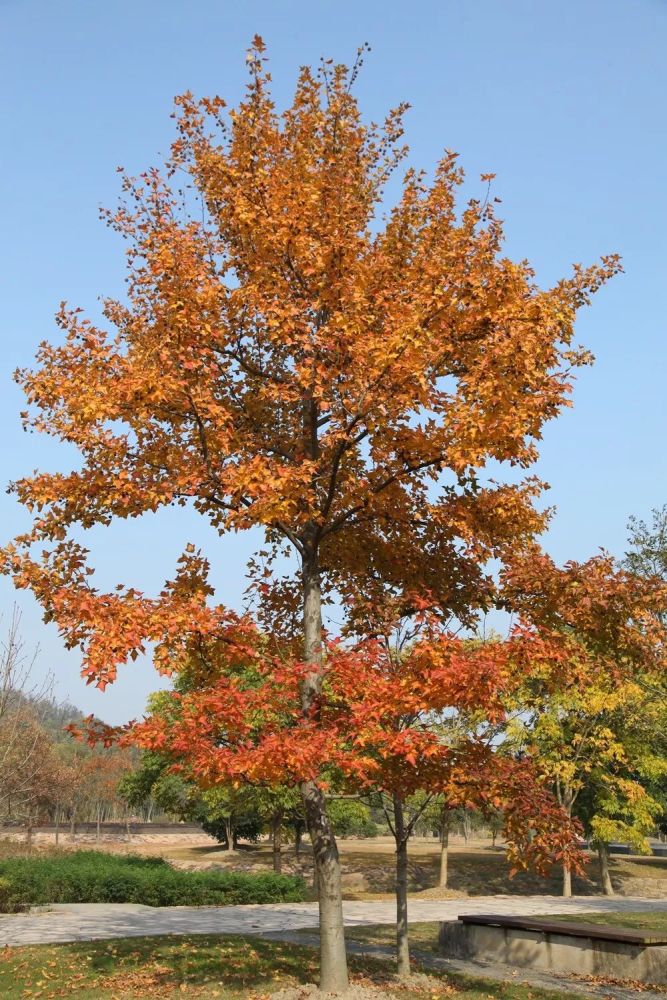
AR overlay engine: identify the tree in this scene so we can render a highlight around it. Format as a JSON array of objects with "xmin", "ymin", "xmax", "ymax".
[
  {"xmin": 2, "ymin": 40, "xmax": 619, "ymax": 992},
  {"xmin": 327, "ymin": 800, "xmax": 377, "ymax": 839},
  {"xmin": 79, "ymin": 748, "xmax": 133, "ymax": 841},
  {"xmin": 501, "ymin": 548, "xmax": 667, "ymax": 896},
  {"xmin": 625, "ymin": 506, "xmax": 667, "ymax": 600},
  {"xmin": 316, "ymin": 627, "xmax": 586, "ymax": 978},
  {"xmin": 0, "ymin": 609, "xmax": 61, "ymax": 844}
]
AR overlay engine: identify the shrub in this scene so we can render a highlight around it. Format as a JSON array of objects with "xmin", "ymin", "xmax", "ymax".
[
  {"xmin": 0, "ymin": 850, "xmax": 305, "ymax": 912},
  {"xmin": 328, "ymin": 801, "xmax": 378, "ymax": 839}
]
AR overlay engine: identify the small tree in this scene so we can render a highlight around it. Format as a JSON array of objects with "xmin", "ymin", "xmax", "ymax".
[{"xmin": 501, "ymin": 548, "xmax": 667, "ymax": 896}]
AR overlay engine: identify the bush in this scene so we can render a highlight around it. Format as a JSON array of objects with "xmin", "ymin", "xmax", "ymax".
[
  {"xmin": 328, "ymin": 800, "xmax": 378, "ymax": 839},
  {"xmin": 0, "ymin": 850, "xmax": 305, "ymax": 912}
]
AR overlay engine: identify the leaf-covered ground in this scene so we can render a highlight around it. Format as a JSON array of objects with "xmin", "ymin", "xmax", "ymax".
[{"xmin": 0, "ymin": 934, "xmax": 578, "ymax": 1000}]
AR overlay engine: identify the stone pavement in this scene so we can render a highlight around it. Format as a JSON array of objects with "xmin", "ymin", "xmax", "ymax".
[{"xmin": 1, "ymin": 895, "xmax": 666, "ymax": 947}]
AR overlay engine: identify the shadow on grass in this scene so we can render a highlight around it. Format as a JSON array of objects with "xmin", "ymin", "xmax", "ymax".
[
  {"xmin": 0, "ymin": 933, "xmax": 583, "ymax": 999},
  {"xmin": 75, "ymin": 934, "xmax": 320, "ymax": 990}
]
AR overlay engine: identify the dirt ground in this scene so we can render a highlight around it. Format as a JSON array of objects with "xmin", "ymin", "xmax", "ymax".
[{"xmin": 7, "ymin": 829, "xmax": 666, "ymax": 900}]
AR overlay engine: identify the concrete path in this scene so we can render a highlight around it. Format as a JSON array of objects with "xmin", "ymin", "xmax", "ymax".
[{"xmin": 1, "ymin": 895, "xmax": 666, "ymax": 947}]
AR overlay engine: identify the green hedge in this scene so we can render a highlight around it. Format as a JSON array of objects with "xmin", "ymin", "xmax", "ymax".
[{"xmin": 0, "ymin": 851, "xmax": 305, "ymax": 912}]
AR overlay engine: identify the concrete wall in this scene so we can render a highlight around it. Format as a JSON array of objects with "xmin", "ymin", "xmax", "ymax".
[{"xmin": 439, "ymin": 921, "xmax": 667, "ymax": 985}]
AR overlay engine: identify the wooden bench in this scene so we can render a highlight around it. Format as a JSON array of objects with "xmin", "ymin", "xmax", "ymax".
[
  {"xmin": 438, "ymin": 913, "xmax": 667, "ymax": 985},
  {"xmin": 459, "ymin": 913, "xmax": 667, "ymax": 947}
]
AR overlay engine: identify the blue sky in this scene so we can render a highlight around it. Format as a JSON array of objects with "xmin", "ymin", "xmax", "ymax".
[{"xmin": 1, "ymin": 0, "xmax": 665, "ymax": 722}]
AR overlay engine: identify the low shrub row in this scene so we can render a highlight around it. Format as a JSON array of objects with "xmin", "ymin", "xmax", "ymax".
[{"xmin": 0, "ymin": 850, "xmax": 305, "ymax": 912}]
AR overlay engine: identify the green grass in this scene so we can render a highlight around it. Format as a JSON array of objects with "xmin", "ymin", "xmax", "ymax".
[
  {"xmin": 0, "ymin": 850, "xmax": 305, "ymax": 912},
  {"xmin": 298, "ymin": 921, "xmax": 442, "ymax": 954},
  {"xmin": 340, "ymin": 911, "xmax": 667, "ymax": 951},
  {"xmin": 544, "ymin": 910, "xmax": 667, "ymax": 933},
  {"xmin": 0, "ymin": 934, "xmax": 584, "ymax": 999}
]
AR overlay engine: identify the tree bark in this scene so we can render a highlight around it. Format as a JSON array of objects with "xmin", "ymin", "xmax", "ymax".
[
  {"xmin": 438, "ymin": 809, "xmax": 450, "ymax": 889},
  {"xmin": 54, "ymin": 806, "xmax": 60, "ymax": 848},
  {"xmin": 272, "ymin": 810, "xmax": 283, "ymax": 874},
  {"xmin": 223, "ymin": 817, "xmax": 234, "ymax": 851},
  {"xmin": 560, "ymin": 790, "xmax": 573, "ymax": 897},
  {"xmin": 300, "ymin": 550, "xmax": 348, "ymax": 995},
  {"xmin": 562, "ymin": 863, "xmax": 572, "ymax": 897},
  {"xmin": 393, "ymin": 795, "xmax": 411, "ymax": 980},
  {"xmin": 96, "ymin": 803, "xmax": 101, "ymax": 843},
  {"xmin": 597, "ymin": 842, "xmax": 614, "ymax": 896}
]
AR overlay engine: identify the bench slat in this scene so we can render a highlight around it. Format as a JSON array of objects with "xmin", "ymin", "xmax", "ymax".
[{"xmin": 458, "ymin": 914, "xmax": 667, "ymax": 946}]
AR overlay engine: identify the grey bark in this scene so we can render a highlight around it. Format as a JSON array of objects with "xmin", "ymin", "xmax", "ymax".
[
  {"xmin": 438, "ymin": 809, "xmax": 450, "ymax": 889},
  {"xmin": 562, "ymin": 863, "xmax": 572, "ymax": 897},
  {"xmin": 393, "ymin": 795, "xmax": 411, "ymax": 979},
  {"xmin": 223, "ymin": 817, "xmax": 234, "ymax": 851},
  {"xmin": 300, "ymin": 551, "xmax": 348, "ymax": 994},
  {"xmin": 294, "ymin": 820, "xmax": 303, "ymax": 859},
  {"xmin": 272, "ymin": 810, "xmax": 283, "ymax": 874},
  {"xmin": 597, "ymin": 842, "xmax": 615, "ymax": 896},
  {"xmin": 560, "ymin": 787, "xmax": 574, "ymax": 898}
]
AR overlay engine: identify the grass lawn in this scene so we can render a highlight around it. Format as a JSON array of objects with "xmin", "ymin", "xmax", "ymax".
[
  {"xmin": 298, "ymin": 922, "xmax": 442, "ymax": 954},
  {"xmin": 333, "ymin": 910, "xmax": 667, "ymax": 956},
  {"xmin": 545, "ymin": 910, "xmax": 667, "ymax": 933},
  {"xmin": 0, "ymin": 934, "xmax": 580, "ymax": 999}
]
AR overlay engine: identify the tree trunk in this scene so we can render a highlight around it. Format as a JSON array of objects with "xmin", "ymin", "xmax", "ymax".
[
  {"xmin": 393, "ymin": 795, "xmax": 411, "ymax": 980},
  {"xmin": 560, "ymin": 791, "xmax": 573, "ymax": 897},
  {"xmin": 54, "ymin": 806, "xmax": 60, "ymax": 848},
  {"xmin": 438, "ymin": 810, "xmax": 450, "ymax": 889},
  {"xmin": 294, "ymin": 820, "xmax": 303, "ymax": 859},
  {"xmin": 25, "ymin": 819, "xmax": 33, "ymax": 853},
  {"xmin": 300, "ymin": 550, "xmax": 348, "ymax": 995},
  {"xmin": 302, "ymin": 779, "xmax": 348, "ymax": 993},
  {"xmin": 224, "ymin": 817, "xmax": 234, "ymax": 851},
  {"xmin": 70, "ymin": 811, "xmax": 76, "ymax": 840},
  {"xmin": 597, "ymin": 842, "xmax": 614, "ymax": 896},
  {"xmin": 96, "ymin": 803, "xmax": 101, "ymax": 843},
  {"xmin": 272, "ymin": 810, "xmax": 283, "ymax": 874},
  {"xmin": 562, "ymin": 863, "xmax": 572, "ymax": 897}
]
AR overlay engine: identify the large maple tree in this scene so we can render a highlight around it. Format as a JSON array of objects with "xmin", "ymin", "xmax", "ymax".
[{"xmin": 2, "ymin": 40, "xmax": 619, "ymax": 991}]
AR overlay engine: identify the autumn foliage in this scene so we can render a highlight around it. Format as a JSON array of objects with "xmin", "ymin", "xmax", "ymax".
[{"xmin": 2, "ymin": 39, "xmax": 628, "ymax": 991}]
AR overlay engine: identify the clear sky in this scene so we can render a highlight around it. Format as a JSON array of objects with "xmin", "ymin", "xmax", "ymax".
[{"xmin": 1, "ymin": 0, "xmax": 665, "ymax": 722}]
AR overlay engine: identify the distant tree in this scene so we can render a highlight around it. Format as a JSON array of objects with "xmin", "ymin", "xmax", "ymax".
[
  {"xmin": 625, "ymin": 506, "xmax": 667, "ymax": 598},
  {"xmin": 327, "ymin": 800, "xmax": 377, "ymax": 839},
  {"xmin": 79, "ymin": 748, "xmax": 134, "ymax": 840},
  {"xmin": 501, "ymin": 548, "xmax": 667, "ymax": 896},
  {"xmin": 0, "ymin": 608, "xmax": 61, "ymax": 844}
]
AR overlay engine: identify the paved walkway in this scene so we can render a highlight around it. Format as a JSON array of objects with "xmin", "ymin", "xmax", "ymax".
[{"xmin": 1, "ymin": 895, "xmax": 666, "ymax": 947}]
